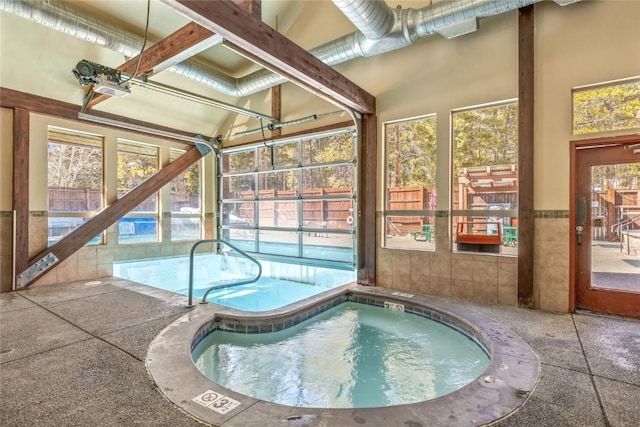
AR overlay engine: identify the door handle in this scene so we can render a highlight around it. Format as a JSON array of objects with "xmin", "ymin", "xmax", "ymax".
[
  {"xmin": 576, "ymin": 195, "xmax": 588, "ymax": 245},
  {"xmin": 576, "ymin": 195, "xmax": 587, "ymax": 226},
  {"xmin": 576, "ymin": 225, "xmax": 584, "ymax": 245}
]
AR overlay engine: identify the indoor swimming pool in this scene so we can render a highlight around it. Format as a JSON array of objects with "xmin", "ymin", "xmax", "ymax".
[{"xmin": 113, "ymin": 254, "xmax": 356, "ymax": 311}]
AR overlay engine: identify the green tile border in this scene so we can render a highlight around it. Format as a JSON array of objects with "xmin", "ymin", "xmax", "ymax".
[
  {"xmin": 0, "ymin": 211, "xmax": 13, "ymax": 218},
  {"xmin": 534, "ymin": 210, "xmax": 570, "ymax": 218}
]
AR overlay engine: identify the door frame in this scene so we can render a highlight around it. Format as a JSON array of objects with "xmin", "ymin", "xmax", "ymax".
[{"xmin": 570, "ymin": 133, "xmax": 640, "ymax": 316}]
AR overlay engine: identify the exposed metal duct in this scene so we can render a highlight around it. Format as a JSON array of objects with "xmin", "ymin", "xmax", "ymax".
[
  {"xmin": 1, "ymin": 0, "xmax": 143, "ymax": 58},
  {"xmin": 0, "ymin": 0, "xmax": 243, "ymax": 96},
  {"xmin": 2, "ymin": 0, "xmax": 580, "ymax": 100},
  {"xmin": 331, "ymin": 0, "xmax": 394, "ymax": 40},
  {"xmin": 322, "ymin": 0, "xmax": 542, "ymax": 63},
  {"xmin": 200, "ymin": 0, "xmax": 581, "ymax": 95}
]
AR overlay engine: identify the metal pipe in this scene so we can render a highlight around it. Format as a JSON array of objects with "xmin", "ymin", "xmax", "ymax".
[
  {"xmin": 233, "ymin": 114, "xmax": 318, "ymax": 137},
  {"xmin": 188, "ymin": 239, "xmax": 262, "ymax": 306},
  {"xmin": 331, "ymin": 0, "xmax": 394, "ymax": 40},
  {"xmin": 128, "ymin": 78, "xmax": 276, "ymax": 121},
  {"xmin": 2, "ymin": 0, "xmax": 580, "ymax": 99},
  {"xmin": 77, "ymin": 112, "xmax": 205, "ymax": 145}
]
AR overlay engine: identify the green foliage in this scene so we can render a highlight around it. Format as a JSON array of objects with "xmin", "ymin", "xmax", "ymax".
[
  {"xmin": 117, "ymin": 151, "xmax": 158, "ymax": 192},
  {"xmin": 575, "ymin": 81, "xmax": 640, "ymax": 190},
  {"xmin": 386, "ymin": 116, "xmax": 437, "ymax": 190},
  {"xmin": 308, "ymin": 133, "xmax": 354, "ymax": 165},
  {"xmin": 183, "ymin": 162, "xmax": 200, "ymax": 195},
  {"xmin": 573, "ymin": 81, "xmax": 640, "ymax": 135},
  {"xmin": 272, "ymin": 142, "xmax": 298, "ymax": 168},
  {"xmin": 226, "ymin": 150, "xmax": 255, "ymax": 173},
  {"xmin": 225, "ymin": 133, "xmax": 356, "ymax": 194},
  {"xmin": 452, "ymin": 103, "xmax": 518, "ymax": 185},
  {"xmin": 592, "ymin": 163, "xmax": 640, "ymax": 191}
]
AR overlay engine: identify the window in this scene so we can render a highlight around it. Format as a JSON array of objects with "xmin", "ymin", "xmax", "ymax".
[
  {"xmin": 47, "ymin": 127, "xmax": 103, "ymax": 246},
  {"xmin": 573, "ymin": 77, "xmax": 640, "ymax": 135},
  {"xmin": 221, "ymin": 129, "xmax": 356, "ymax": 268},
  {"xmin": 117, "ymin": 140, "xmax": 159, "ymax": 243},
  {"xmin": 451, "ymin": 101, "xmax": 518, "ymax": 254},
  {"xmin": 170, "ymin": 148, "xmax": 202, "ymax": 240},
  {"xmin": 383, "ymin": 115, "xmax": 437, "ymax": 250}
]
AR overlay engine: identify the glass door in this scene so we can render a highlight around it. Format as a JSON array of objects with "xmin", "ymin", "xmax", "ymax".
[{"xmin": 574, "ymin": 141, "xmax": 640, "ymax": 318}]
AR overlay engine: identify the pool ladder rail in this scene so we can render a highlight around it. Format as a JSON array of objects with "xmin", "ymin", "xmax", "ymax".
[{"xmin": 188, "ymin": 239, "xmax": 263, "ymax": 307}]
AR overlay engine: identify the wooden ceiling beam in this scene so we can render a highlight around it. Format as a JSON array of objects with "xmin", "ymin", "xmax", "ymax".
[
  {"xmin": 167, "ymin": 0, "xmax": 375, "ymax": 114},
  {"xmin": 88, "ymin": 0, "xmax": 260, "ymax": 108},
  {"xmin": 88, "ymin": 22, "xmax": 222, "ymax": 108},
  {"xmin": 234, "ymin": 0, "xmax": 261, "ymax": 17},
  {"xmin": 1, "ymin": 87, "xmax": 199, "ymax": 145}
]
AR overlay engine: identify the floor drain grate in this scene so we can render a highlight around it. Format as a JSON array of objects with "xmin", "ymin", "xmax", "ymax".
[{"xmin": 0, "ymin": 348, "xmax": 15, "ymax": 355}]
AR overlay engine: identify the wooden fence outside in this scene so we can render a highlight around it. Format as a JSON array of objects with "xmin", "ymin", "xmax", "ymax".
[
  {"xmin": 386, "ymin": 186, "xmax": 433, "ymax": 233},
  {"xmin": 48, "ymin": 188, "xmax": 102, "ymax": 212},
  {"xmin": 230, "ymin": 187, "xmax": 354, "ymax": 229},
  {"xmin": 591, "ymin": 189, "xmax": 640, "ymax": 242},
  {"xmin": 49, "ymin": 188, "xmax": 197, "ymax": 212}
]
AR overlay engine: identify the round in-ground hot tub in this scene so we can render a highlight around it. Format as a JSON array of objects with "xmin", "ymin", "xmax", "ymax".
[{"xmin": 147, "ymin": 285, "xmax": 540, "ymax": 426}]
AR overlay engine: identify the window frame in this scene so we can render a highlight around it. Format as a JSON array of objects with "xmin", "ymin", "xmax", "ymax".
[
  {"xmin": 46, "ymin": 126, "xmax": 105, "ymax": 246},
  {"xmin": 169, "ymin": 148, "xmax": 203, "ymax": 241},
  {"xmin": 450, "ymin": 99, "xmax": 519, "ymax": 255},
  {"xmin": 116, "ymin": 139, "xmax": 161, "ymax": 244},
  {"xmin": 220, "ymin": 128, "xmax": 357, "ymax": 269},
  {"xmin": 381, "ymin": 114, "xmax": 438, "ymax": 251},
  {"xmin": 572, "ymin": 76, "xmax": 640, "ymax": 136}
]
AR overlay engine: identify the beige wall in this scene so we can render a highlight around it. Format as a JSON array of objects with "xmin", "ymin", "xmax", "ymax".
[
  {"xmin": 0, "ymin": 11, "xmax": 236, "ymax": 137},
  {"xmin": 535, "ymin": 0, "xmax": 640, "ymax": 210},
  {"xmin": 219, "ymin": 82, "xmax": 352, "ymax": 148},
  {"xmin": 1, "ymin": 1, "xmax": 638, "ymax": 311},
  {"xmin": 270, "ymin": 0, "xmax": 639, "ymax": 311}
]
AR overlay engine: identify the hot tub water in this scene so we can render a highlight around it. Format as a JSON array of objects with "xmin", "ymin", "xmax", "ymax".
[{"xmin": 192, "ymin": 302, "xmax": 489, "ymax": 408}]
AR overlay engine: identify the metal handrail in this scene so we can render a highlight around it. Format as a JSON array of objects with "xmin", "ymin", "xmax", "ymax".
[
  {"xmin": 609, "ymin": 214, "xmax": 640, "ymax": 254},
  {"xmin": 610, "ymin": 214, "xmax": 640, "ymax": 234},
  {"xmin": 188, "ymin": 239, "xmax": 262, "ymax": 307}
]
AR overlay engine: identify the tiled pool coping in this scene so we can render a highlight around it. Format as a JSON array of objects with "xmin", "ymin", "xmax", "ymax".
[{"xmin": 147, "ymin": 284, "xmax": 540, "ymax": 427}]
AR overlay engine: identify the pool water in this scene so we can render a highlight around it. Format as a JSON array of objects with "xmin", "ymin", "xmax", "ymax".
[
  {"xmin": 113, "ymin": 254, "xmax": 354, "ymax": 311},
  {"xmin": 192, "ymin": 302, "xmax": 490, "ymax": 408},
  {"xmin": 189, "ymin": 277, "xmax": 326, "ymax": 311}
]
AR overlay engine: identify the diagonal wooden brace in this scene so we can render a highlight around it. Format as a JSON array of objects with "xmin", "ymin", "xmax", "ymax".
[{"xmin": 16, "ymin": 145, "xmax": 205, "ymax": 288}]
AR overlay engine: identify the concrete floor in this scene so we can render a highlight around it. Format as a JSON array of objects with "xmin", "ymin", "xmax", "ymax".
[
  {"xmin": 1, "ymin": 278, "xmax": 639, "ymax": 426},
  {"xmin": 591, "ymin": 242, "xmax": 640, "ymax": 292}
]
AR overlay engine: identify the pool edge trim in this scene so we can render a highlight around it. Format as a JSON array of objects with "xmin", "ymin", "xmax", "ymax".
[{"xmin": 146, "ymin": 285, "xmax": 540, "ymax": 426}]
